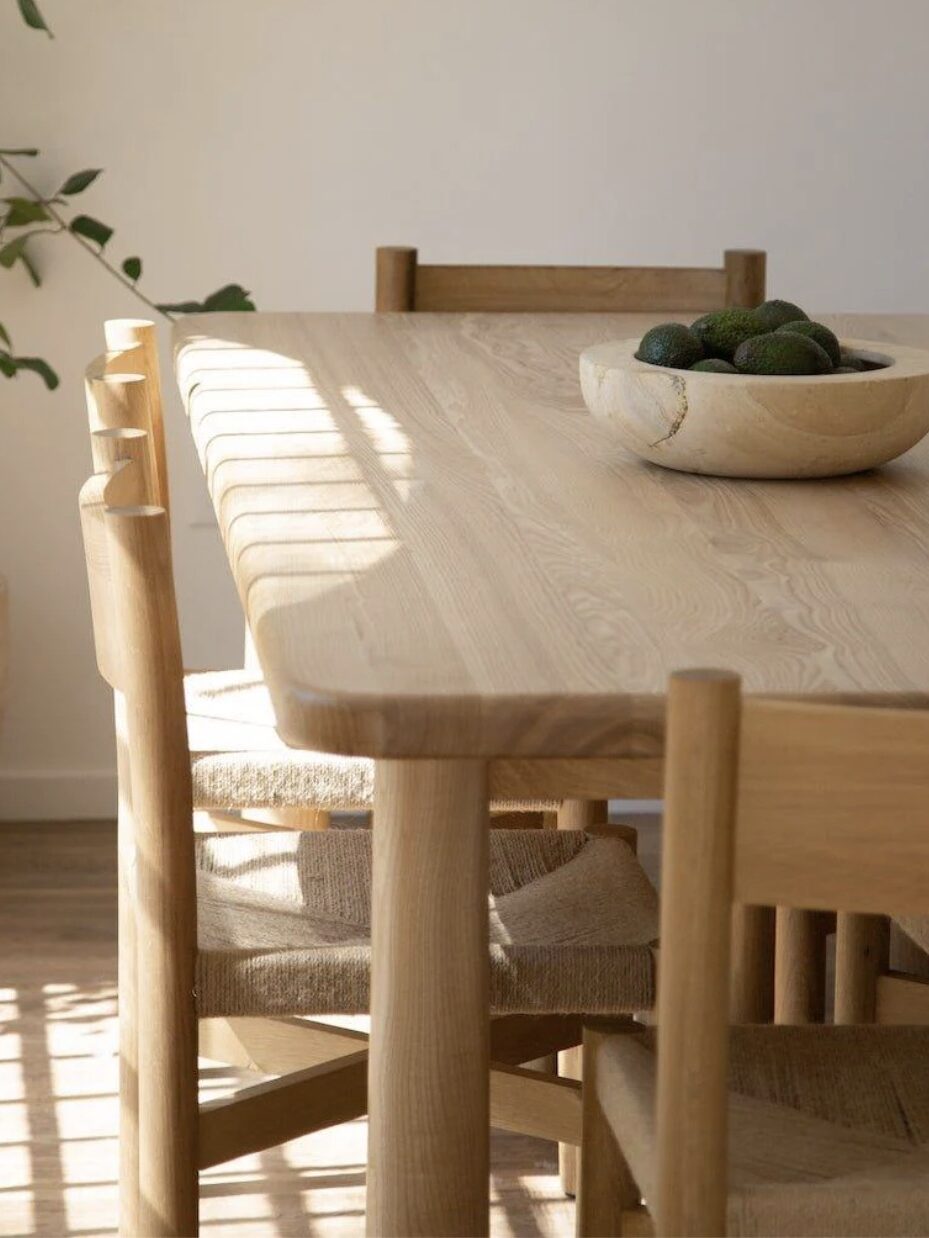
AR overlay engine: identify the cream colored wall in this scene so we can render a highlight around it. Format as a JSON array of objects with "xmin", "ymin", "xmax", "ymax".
[{"xmin": 2, "ymin": 0, "xmax": 929, "ymax": 817}]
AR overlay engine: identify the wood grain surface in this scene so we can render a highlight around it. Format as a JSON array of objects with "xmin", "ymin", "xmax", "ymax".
[{"xmin": 174, "ymin": 312, "xmax": 929, "ymax": 757}]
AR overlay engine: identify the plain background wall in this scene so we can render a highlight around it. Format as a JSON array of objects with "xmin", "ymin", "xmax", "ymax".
[{"xmin": 3, "ymin": 0, "xmax": 929, "ymax": 818}]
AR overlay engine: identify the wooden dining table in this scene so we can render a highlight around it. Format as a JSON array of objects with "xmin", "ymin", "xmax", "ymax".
[{"xmin": 174, "ymin": 310, "xmax": 929, "ymax": 1236}]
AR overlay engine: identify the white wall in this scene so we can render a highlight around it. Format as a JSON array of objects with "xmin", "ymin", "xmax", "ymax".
[{"xmin": 3, "ymin": 0, "xmax": 929, "ymax": 818}]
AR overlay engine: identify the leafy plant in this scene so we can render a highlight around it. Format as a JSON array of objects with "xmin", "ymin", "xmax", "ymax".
[{"xmin": 3, "ymin": 0, "xmax": 256, "ymax": 390}]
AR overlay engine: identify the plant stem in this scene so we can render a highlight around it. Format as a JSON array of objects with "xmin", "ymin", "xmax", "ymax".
[{"xmin": 0, "ymin": 153, "xmax": 174, "ymax": 321}]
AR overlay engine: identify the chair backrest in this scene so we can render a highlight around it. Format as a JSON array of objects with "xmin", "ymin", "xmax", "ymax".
[
  {"xmin": 655, "ymin": 669, "xmax": 929, "ymax": 1235},
  {"xmin": 375, "ymin": 246, "xmax": 766, "ymax": 313},
  {"xmin": 85, "ymin": 319, "xmax": 170, "ymax": 513},
  {"xmin": 79, "ymin": 362, "xmax": 197, "ymax": 1232}
]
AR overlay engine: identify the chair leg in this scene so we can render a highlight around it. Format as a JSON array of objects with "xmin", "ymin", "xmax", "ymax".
[
  {"xmin": 137, "ymin": 993, "xmax": 199, "ymax": 1236},
  {"xmin": 774, "ymin": 907, "xmax": 828, "ymax": 1023},
  {"xmin": 558, "ymin": 799, "xmax": 609, "ymax": 1195},
  {"xmin": 835, "ymin": 913, "xmax": 889, "ymax": 1024},
  {"xmin": 577, "ymin": 1028, "xmax": 640, "ymax": 1237},
  {"xmin": 115, "ymin": 702, "xmax": 139, "ymax": 1237}
]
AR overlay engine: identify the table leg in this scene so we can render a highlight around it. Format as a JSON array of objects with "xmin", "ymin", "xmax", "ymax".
[
  {"xmin": 368, "ymin": 759, "xmax": 490, "ymax": 1237},
  {"xmin": 557, "ymin": 799, "xmax": 608, "ymax": 1196}
]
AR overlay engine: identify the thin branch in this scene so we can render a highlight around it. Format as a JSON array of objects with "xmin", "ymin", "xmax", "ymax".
[{"xmin": 0, "ymin": 153, "xmax": 174, "ymax": 321}]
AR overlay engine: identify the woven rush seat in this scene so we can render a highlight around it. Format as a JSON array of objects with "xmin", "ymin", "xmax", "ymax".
[
  {"xmin": 196, "ymin": 828, "xmax": 658, "ymax": 1018},
  {"xmin": 185, "ymin": 670, "xmax": 557, "ymax": 811},
  {"xmin": 598, "ymin": 1025, "xmax": 929, "ymax": 1237}
]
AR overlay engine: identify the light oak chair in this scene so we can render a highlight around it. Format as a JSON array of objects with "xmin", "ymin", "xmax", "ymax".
[
  {"xmin": 85, "ymin": 320, "xmax": 559, "ymax": 828},
  {"xmin": 375, "ymin": 246, "xmax": 766, "ymax": 314},
  {"xmin": 376, "ymin": 244, "xmax": 769, "ymax": 1190},
  {"xmin": 579, "ymin": 670, "xmax": 929, "ymax": 1237},
  {"xmin": 79, "ymin": 435, "xmax": 664, "ymax": 1235}
]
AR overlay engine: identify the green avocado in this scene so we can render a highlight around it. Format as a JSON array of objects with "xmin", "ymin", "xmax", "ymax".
[
  {"xmin": 691, "ymin": 357, "xmax": 738, "ymax": 373},
  {"xmin": 733, "ymin": 331, "xmax": 833, "ymax": 376},
  {"xmin": 691, "ymin": 309, "xmax": 764, "ymax": 360},
  {"xmin": 635, "ymin": 323, "xmax": 704, "ymax": 370},
  {"xmin": 752, "ymin": 299, "xmax": 810, "ymax": 332},
  {"xmin": 775, "ymin": 320, "xmax": 841, "ymax": 366}
]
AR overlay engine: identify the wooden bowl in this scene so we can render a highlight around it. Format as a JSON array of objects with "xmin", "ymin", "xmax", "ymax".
[{"xmin": 579, "ymin": 337, "xmax": 929, "ymax": 478}]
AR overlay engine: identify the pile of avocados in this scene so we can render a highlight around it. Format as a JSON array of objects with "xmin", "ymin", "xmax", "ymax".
[{"xmin": 635, "ymin": 300, "xmax": 888, "ymax": 377}]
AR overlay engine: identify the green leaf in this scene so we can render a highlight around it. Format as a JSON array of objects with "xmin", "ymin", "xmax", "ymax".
[
  {"xmin": 3, "ymin": 196, "xmax": 49, "ymax": 226},
  {"xmin": 20, "ymin": 247, "xmax": 40, "ymax": 287},
  {"xmin": 157, "ymin": 283, "xmax": 256, "ymax": 315},
  {"xmin": 0, "ymin": 234, "xmax": 30, "ymax": 268},
  {"xmin": 0, "ymin": 235, "xmax": 40, "ymax": 285},
  {"xmin": 59, "ymin": 169, "xmax": 103, "ymax": 196},
  {"xmin": 0, "ymin": 353, "xmax": 16, "ymax": 378},
  {"xmin": 122, "ymin": 256, "xmax": 142, "ymax": 282},
  {"xmin": 0, "ymin": 323, "xmax": 10, "ymax": 349},
  {"xmin": 17, "ymin": 0, "xmax": 53, "ymax": 35},
  {"xmin": 12, "ymin": 355, "xmax": 59, "ymax": 389},
  {"xmin": 202, "ymin": 283, "xmax": 256, "ymax": 312},
  {"xmin": 70, "ymin": 214, "xmax": 113, "ymax": 249},
  {"xmin": 156, "ymin": 299, "xmax": 204, "ymax": 314},
  {"xmin": 0, "ymin": 148, "xmax": 39, "ymax": 157}
]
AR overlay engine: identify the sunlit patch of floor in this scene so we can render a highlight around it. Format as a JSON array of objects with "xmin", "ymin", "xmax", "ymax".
[{"xmin": 0, "ymin": 819, "xmax": 575, "ymax": 1237}]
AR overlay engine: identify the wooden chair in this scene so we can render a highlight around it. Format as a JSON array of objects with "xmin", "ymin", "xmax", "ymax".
[
  {"xmin": 375, "ymin": 246, "xmax": 766, "ymax": 314},
  {"xmin": 579, "ymin": 670, "xmax": 929, "ymax": 1237},
  {"xmin": 79, "ymin": 431, "xmax": 666, "ymax": 1234},
  {"xmin": 376, "ymin": 245, "xmax": 768, "ymax": 1191},
  {"xmin": 85, "ymin": 320, "xmax": 560, "ymax": 830}
]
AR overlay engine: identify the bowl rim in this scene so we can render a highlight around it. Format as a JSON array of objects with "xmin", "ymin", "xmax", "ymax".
[{"xmin": 581, "ymin": 337, "xmax": 929, "ymax": 384}]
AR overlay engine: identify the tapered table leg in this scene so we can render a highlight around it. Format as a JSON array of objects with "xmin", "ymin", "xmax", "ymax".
[
  {"xmin": 557, "ymin": 799, "xmax": 608, "ymax": 1196},
  {"xmin": 368, "ymin": 759, "xmax": 490, "ymax": 1237}
]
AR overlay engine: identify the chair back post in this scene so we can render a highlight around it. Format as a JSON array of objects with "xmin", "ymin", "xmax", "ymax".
[
  {"xmin": 104, "ymin": 319, "xmax": 170, "ymax": 513},
  {"xmin": 376, "ymin": 245, "xmax": 418, "ymax": 311},
  {"xmin": 107, "ymin": 504, "xmax": 198, "ymax": 1236},
  {"xmin": 86, "ymin": 373, "xmax": 159, "ymax": 510},
  {"xmin": 79, "ymin": 430, "xmax": 151, "ymax": 690},
  {"xmin": 656, "ymin": 669, "xmax": 741, "ymax": 1238},
  {"xmin": 723, "ymin": 249, "xmax": 767, "ymax": 308},
  {"xmin": 92, "ymin": 427, "xmax": 153, "ymax": 505}
]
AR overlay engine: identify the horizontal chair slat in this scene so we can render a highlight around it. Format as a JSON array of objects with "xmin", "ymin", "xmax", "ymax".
[{"xmin": 415, "ymin": 264, "xmax": 728, "ymax": 313}]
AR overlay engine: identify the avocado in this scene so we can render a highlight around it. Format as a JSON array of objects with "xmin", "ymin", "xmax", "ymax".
[
  {"xmin": 691, "ymin": 357, "xmax": 738, "ymax": 373},
  {"xmin": 691, "ymin": 309, "xmax": 764, "ymax": 360},
  {"xmin": 775, "ymin": 320, "xmax": 841, "ymax": 367},
  {"xmin": 635, "ymin": 323, "xmax": 704, "ymax": 370},
  {"xmin": 752, "ymin": 299, "xmax": 810, "ymax": 332},
  {"xmin": 733, "ymin": 331, "xmax": 833, "ymax": 376}
]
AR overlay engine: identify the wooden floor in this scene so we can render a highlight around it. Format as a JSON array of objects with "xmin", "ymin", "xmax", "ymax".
[{"xmin": 2, "ymin": 816, "xmax": 659, "ymax": 1237}]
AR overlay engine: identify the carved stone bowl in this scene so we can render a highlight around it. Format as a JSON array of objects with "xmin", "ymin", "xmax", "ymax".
[{"xmin": 579, "ymin": 337, "xmax": 929, "ymax": 478}]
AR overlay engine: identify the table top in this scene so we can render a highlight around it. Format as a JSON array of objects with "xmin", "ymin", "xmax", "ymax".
[{"xmin": 174, "ymin": 311, "xmax": 929, "ymax": 758}]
